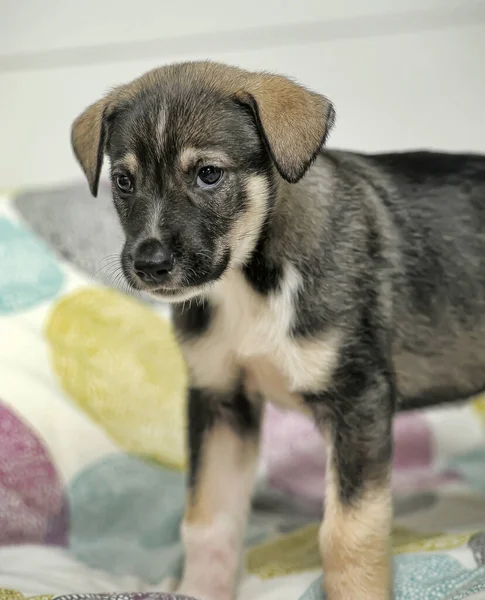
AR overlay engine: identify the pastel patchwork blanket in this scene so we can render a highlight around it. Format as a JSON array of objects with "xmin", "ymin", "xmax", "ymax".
[{"xmin": 2, "ymin": 182, "xmax": 485, "ymax": 599}]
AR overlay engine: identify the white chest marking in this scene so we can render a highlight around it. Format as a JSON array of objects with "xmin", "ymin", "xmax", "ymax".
[{"xmin": 182, "ymin": 264, "xmax": 339, "ymax": 408}]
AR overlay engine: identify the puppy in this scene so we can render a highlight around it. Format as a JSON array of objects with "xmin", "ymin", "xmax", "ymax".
[{"xmin": 71, "ymin": 61, "xmax": 485, "ymax": 600}]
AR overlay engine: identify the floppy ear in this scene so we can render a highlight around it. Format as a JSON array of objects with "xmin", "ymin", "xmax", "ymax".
[
  {"xmin": 236, "ymin": 74, "xmax": 335, "ymax": 183},
  {"xmin": 71, "ymin": 97, "xmax": 111, "ymax": 197}
]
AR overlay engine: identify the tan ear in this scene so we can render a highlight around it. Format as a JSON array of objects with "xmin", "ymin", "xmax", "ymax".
[
  {"xmin": 236, "ymin": 74, "xmax": 335, "ymax": 183},
  {"xmin": 71, "ymin": 97, "xmax": 111, "ymax": 197}
]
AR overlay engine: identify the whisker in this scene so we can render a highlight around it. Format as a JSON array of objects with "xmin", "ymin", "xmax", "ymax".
[
  {"xmin": 98, "ymin": 253, "xmax": 121, "ymax": 264},
  {"xmin": 91, "ymin": 263, "xmax": 119, "ymax": 281}
]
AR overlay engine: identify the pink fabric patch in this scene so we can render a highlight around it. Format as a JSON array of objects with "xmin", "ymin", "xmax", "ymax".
[
  {"xmin": 0, "ymin": 402, "xmax": 68, "ymax": 545},
  {"xmin": 261, "ymin": 403, "xmax": 435, "ymax": 504},
  {"xmin": 261, "ymin": 404, "xmax": 326, "ymax": 504},
  {"xmin": 393, "ymin": 411, "xmax": 432, "ymax": 471}
]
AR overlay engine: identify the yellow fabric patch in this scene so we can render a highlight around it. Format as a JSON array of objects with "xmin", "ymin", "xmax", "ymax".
[
  {"xmin": 0, "ymin": 592, "xmax": 24, "ymax": 600},
  {"xmin": 245, "ymin": 524, "xmax": 475, "ymax": 579},
  {"xmin": 472, "ymin": 393, "xmax": 485, "ymax": 426},
  {"xmin": 391, "ymin": 526, "xmax": 438, "ymax": 552},
  {"xmin": 392, "ymin": 528, "xmax": 473, "ymax": 555},
  {"xmin": 45, "ymin": 287, "xmax": 188, "ymax": 470},
  {"xmin": 0, "ymin": 593, "xmax": 52, "ymax": 600},
  {"xmin": 246, "ymin": 523, "xmax": 321, "ymax": 579}
]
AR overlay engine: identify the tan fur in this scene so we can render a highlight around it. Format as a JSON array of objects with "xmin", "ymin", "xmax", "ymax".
[
  {"xmin": 229, "ymin": 175, "xmax": 270, "ymax": 266},
  {"xmin": 113, "ymin": 152, "xmax": 139, "ymax": 173},
  {"xmin": 71, "ymin": 97, "xmax": 108, "ymax": 195},
  {"xmin": 320, "ymin": 448, "xmax": 392, "ymax": 600},
  {"xmin": 180, "ymin": 424, "xmax": 259, "ymax": 600},
  {"xmin": 185, "ymin": 424, "xmax": 259, "ymax": 524},
  {"xmin": 235, "ymin": 77, "xmax": 333, "ymax": 182},
  {"xmin": 179, "ymin": 147, "xmax": 234, "ymax": 172}
]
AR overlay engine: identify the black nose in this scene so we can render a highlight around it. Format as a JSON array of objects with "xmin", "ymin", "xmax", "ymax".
[{"xmin": 133, "ymin": 239, "xmax": 174, "ymax": 283}]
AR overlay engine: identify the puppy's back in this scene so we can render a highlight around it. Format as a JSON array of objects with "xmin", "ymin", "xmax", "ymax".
[{"xmin": 348, "ymin": 150, "xmax": 485, "ymax": 408}]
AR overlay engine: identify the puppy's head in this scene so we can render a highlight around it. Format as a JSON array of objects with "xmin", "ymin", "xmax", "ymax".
[{"xmin": 71, "ymin": 61, "xmax": 335, "ymax": 302}]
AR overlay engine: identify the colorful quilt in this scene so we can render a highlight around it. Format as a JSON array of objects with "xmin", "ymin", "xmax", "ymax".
[{"xmin": 2, "ymin": 182, "xmax": 485, "ymax": 599}]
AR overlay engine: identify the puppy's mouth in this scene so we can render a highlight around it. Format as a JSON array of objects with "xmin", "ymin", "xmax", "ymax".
[
  {"xmin": 144, "ymin": 283, "xmax": 211, "ymax": 304},
  {"xmin": 124, "ymin": 271, "xmax": 209, "ymax": 303},
  {"xmin": 154, "ymin": 284, "xmax": 209, "ymax": 302}
]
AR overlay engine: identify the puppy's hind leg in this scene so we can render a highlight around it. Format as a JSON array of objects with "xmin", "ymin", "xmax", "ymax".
[
  {"xmin": 177, "ymin": 386, "xmax": 261, "ymax": 600},
  {"xmin": 306, "ymin": 365, "xmax": 394, "ymax": 600}
]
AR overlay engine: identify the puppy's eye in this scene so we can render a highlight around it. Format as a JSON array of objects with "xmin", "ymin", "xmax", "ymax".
[
  {"xmin": 196, "ymin": 165, "xmax": 223, "ymax": 188},
  {"xmin": 115, "ymin": 174, "xmax": 134, "ymax": 193}
]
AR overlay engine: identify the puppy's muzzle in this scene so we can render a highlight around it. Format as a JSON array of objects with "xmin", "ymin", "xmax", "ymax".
[{"xmin": 133, "ymin": 238, "xmax": 174, "ymax": 285}]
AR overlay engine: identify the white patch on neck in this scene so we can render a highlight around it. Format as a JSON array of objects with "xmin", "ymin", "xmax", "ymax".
[
  {"xmin": 210, "ymin": 262, "xmax": 301, "ymax": 357},
  {"xmin": 181, "ymin": 261, "xmax": 339, "ymax": 404}
]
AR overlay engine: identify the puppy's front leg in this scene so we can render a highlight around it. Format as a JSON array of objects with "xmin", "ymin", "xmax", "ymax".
[
  {"xmin": 177, "ymin": 386, "xmax": 261, "ymax": 600},
  {"xmin": 307, "ymin": 367, "xmax": 394, "ymax": 600}
]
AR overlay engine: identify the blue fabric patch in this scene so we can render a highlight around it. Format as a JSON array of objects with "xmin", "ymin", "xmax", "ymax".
[
  {"xmin": 68, "ymin": 454, "xmax": 291, "ymax": 585},
  {"xmin": 300, "ymin": 554, "xmax": 485, "ymax": 600},
  {"xmin": 68, "ymin": 454, "xmax": 186, "ymax": 585},
  {"xmin": 448, "ymin": 448, "xmax": 485, "ymax": 494},
  {"xmin": 0, "ymin": 218, "xmax": 64, "ymax": 314}
]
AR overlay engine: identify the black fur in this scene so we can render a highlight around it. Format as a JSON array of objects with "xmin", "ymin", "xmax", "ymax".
[
  {"xmin": 242, "ymin": 222, "xmax": 283, "ymax": 295},
  {"xmin": 186, "ymin": 385, "xmax": 260, "ymax": 492},
  {"xmin": 172, "ymin": 301, "xmax": 213, "ymax": 340}
]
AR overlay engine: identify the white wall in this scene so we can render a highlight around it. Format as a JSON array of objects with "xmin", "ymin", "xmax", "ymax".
[{"xmin": 1, "ymin": 0, "xmax": 485, "ymax": 188}]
